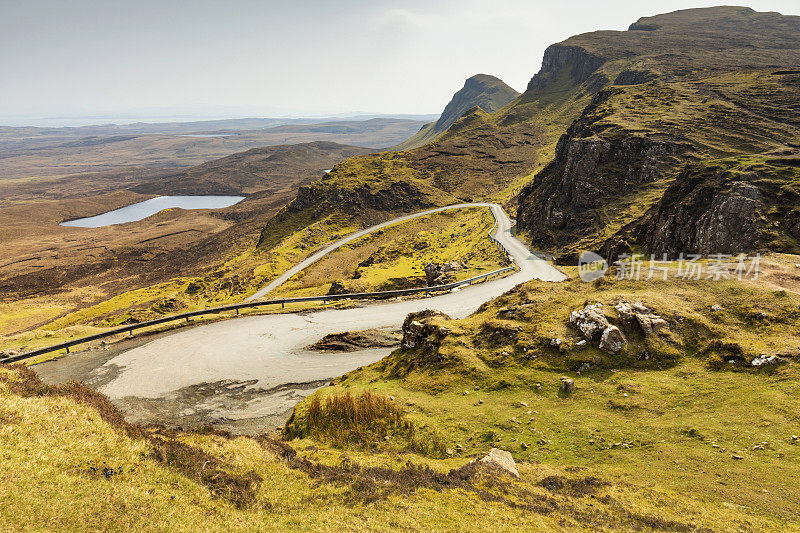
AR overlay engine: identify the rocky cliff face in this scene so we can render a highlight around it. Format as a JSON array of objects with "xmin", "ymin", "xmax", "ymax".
[
  {"xmin": 617, "ymin": 154, "xmax": 800, "ymax": 257},
  {"xmin": 526, "ymin": 45, "xmax": 606, "ymax": 92},
  {"xmin": 515, "ymin": 7, "xmax": 800, "ymax": 262},
  {"xmin": 517, "ymin": 90, "xmax": 687, "ymax": 250},
  {"xmin": 634, "ymin": 170, "xmax": 761, "ymax": 256}
]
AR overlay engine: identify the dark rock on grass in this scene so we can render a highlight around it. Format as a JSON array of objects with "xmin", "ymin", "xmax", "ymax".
[
  {"xmin": 327, "ymin": 279, "xmax": 349, "ymax": 295},
  {"xmin": 401, "ymin": 310, "xmax": 451, "ymax": 350},
  {"xmin": 307, "ymin": 329, "xmax": 401, "ymax": 353}
]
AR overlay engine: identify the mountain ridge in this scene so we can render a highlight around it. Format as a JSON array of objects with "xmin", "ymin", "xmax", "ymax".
[
  {"xmin": 395, "ymin": 74, "xmax": 520, "ymax": 150},
  {"xmin": 514, "ymin": 6, "xmax": 800, "ymax": 262}
]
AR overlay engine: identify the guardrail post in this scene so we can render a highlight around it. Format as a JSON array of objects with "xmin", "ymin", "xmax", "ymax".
[{"xmin": 10, "ymin": 225, "xmax": 521, "ymax": 365}]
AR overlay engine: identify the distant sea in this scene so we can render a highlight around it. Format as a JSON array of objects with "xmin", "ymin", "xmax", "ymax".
[{"xmin": 0, "ymin": 116, "xmax": 245, "ymax": 128}]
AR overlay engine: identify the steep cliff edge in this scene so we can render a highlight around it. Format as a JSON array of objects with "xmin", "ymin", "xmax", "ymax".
[
  {"xmin": 516, "ymin": 7, "xmax": 800, "ymax": 262},
  {"xmin": 396, "ymin": 74, "xmax": 520, "ymax": 150}
]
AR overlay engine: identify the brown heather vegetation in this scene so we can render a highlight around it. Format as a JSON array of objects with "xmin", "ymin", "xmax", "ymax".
[{"xmin": 0, "ymin": 363, "xmax": 263, "ymax": 509}]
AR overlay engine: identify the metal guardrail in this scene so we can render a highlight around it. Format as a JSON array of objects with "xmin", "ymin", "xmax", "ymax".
[
  {"xmin": 1, "ymin": 266, "xmax": 514, "ymax": 364},
  {"xmin": 1, "ymin": 211, "xmax": 518, "ymax": 365}
]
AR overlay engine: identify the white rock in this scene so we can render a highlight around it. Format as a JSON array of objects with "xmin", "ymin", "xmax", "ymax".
[
  {"xmin": 479, "ymin": 448, "xmax": 519, "ymax": 478},
  {"xmin": 599, "ymin": 325, "xmax": 627, "ymax": 353},
  {"xmin": 751, "ymin": 355, "xmax": 788, "ymax": 367},
  {"xmin": 569, "ymin": 303, "xmax": 609, "ymax": 340}
]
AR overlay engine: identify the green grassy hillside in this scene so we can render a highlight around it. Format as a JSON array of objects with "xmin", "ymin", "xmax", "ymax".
[
  {"xmin": 287, "ymin": 255, "xmax": 800, "ymax": 530},
  {"xmin": 7, "ymin": 255, "xmax": 800, "ymax": 530}
]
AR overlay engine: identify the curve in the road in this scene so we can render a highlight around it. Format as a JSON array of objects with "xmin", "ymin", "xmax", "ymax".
[
  {"xmin": 35, "ymin": 203, "xmax": 566, "ymax": 433},
  {"xmin": 248, "ymin": 202, "xmax": 506, "ymax": 301}
]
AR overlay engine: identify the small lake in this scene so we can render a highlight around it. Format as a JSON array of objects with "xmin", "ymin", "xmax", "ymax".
[{"xmin": 61, "ymin": 195, "xmax": 245, "ymax": 228}]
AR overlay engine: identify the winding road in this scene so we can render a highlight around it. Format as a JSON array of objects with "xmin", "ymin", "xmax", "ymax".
[{"xmin": 36, "ymin": 203, "xmax": 565, "ymax": 433}]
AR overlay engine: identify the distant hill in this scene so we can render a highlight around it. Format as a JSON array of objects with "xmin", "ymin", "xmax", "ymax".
[
  {"xmin": 0, "ymin": 118, "xmax": 427, "ymax": 180},
  {"xmin": 133, "ymin": 141, "xmax": 373, "ymax": 196},
  {"xmin": 395, "ymin": 74, "xmax": 519, "ymax": 150}
]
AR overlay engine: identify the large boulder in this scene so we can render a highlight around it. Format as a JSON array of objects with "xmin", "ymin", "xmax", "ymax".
[
  {"xmin": 479, "ymin": 448, "xmax": 519, "ymax": 478},
  {"xmin": 569, "ymin": 303, "xmax": 609, "ymax": 340},
  {"xmin": 614, "ymin": 301, "xmax": 672, "ymax": 337},
  {"xmin": 599, "ymin": 325, "xmax": 627, "ymax": 353},
  {"xmin": 401, "ymin": 310, "xmax": 451, "ymax": 349}
]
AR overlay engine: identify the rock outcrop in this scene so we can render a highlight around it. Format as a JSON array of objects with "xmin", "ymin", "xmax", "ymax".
[
  {"xmin": 569, "ymin": 303, "xmax": 628, "ymax": 353},
  {"xmin": 569, "ymin": 303, "xmax": 609, "ymax": 341},
  {"xmin": 751, "ymin": 355, "xmax": 788, "ymax": 367},
  {"xmin": 479, "ymin": 448, "xmax": 520, "ymax": 478},
  {"xmin": 401, "ymin": 310, "xmax": 451, "ymax": 351},
  {"xmin": 424, "ymin": 261, "xmax": 464, "ymax": 286},
  {"xmin": 614, "ymin": 301, "xmax": 670, "ymax": 336}
]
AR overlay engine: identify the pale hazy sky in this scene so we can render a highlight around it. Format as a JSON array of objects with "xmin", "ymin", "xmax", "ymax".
[{"xmin": 1, "ymin": 0, "xmax": 798, "ymax": 120}]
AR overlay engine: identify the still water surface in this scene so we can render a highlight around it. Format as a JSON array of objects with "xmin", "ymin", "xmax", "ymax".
[{"xmin": 60, "ymin": 195, "xmax": 245, "ymax": 228}]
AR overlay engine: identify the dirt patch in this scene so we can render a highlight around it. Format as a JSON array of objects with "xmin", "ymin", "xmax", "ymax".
[
  {"xmin": 113, "ymin": 378, "xmax": 331, "ymax": 435},
  {"xmin": 307, "ymin": 329, "xmax": 401, "ymax": 352}
]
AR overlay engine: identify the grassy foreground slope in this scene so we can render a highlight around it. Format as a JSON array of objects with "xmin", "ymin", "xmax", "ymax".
[
  {"xmin": 287, "ymin": 256, "xmax": 800, "ymax": 530},
  {"xmin": 5, "ymin": 256, "xmax": 800, "ymax": 530}
]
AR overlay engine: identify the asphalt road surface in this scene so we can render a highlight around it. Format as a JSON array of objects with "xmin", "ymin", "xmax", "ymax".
[{"xmin": 36, "ymin": 203, "xmax": 565, "ymax": 433}]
